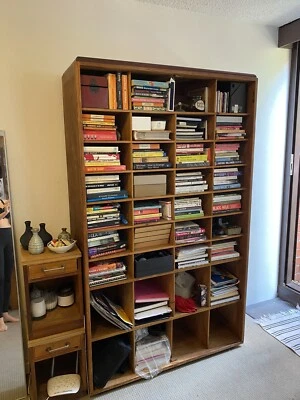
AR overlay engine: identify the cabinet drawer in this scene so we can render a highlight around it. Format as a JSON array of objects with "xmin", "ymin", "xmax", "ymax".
[
  {"xmin": 32, "ymin": 334, "xmax": 82, "ymax": 361},
  {"xmin": 28, "ymin": 259, "xmax": 78, "ymax": 281}
]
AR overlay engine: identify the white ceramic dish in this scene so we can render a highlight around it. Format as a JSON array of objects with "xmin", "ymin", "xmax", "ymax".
[{"xmin": 47, "ymin": 239, "xmax": 76, "ymax": 254}]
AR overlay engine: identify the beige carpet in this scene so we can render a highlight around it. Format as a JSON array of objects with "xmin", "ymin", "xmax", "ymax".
[
  {"xmin": 92, "ymin": 315, "xmax": 300, "ymax": 400},
  {"xmin": 0, "ymin": 310, "xmax": 27, "ymax": 400}
]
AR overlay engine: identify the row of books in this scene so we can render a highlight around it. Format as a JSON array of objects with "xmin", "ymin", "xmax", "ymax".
[
  {"xmin": 175, "ymin": 171, "xmax": 208, "ymax": 194},
  {"xmin": 175, "ymin": 244, "xmax": 209, "ymax": 269},
  {"xmin": 216, "ymin": 115, "xmax": 246, "ymax": 140},
  {"xmin": 134, "ymin": 279, "xmax": 172, "ymax": 324},
  {"xmin": 215, "ymin": 142, "xmax": 242, "ymax": 165},
  {"xmin": 213, "ymin": 193, "xmax": 242, "ymax": 214},
  {"xmin": 213, "ymin": 167, "xmax": 242, "ymax": 190},
  {"xmin": 176, "ymin": 116, "xmax": 206, "ymax": 140},
  {"xmin": 106, "ymin": 72, "xmax": 129, "ymax": 110},
  {"xmin": 84, "ymin": 145, "xmax": 126, "ymax": 173},
  {"xmin": 174, "ymin": 197, "xmax": 204, "ymax": 220},
  {"xmin": 176, "ymin": 143, "xmax": 210, "ymax": 167},
  {"xmin": 131, "ymin": 78, "xmax": 175, "ymax": 112},
  {"xmin": 210, "ymin": 240, "xmax": 240, "ymax": 262},
  {"xmin": 210, "ymin": 266, "xmax": 240, "ymax": 305},
  {"xmin": 134, "ymin": 201, "xmax": 163, "ymax": 224},
  {"xmin": 175, "ymin": 221, "xmax": 206, "ymax": 244},
  {"xmin": 82, "ymin": 114, "xmax": 119, "ymax": 141},
  {"xmin": 85, "ymin": 174, "xmax": 128, "ymax": 202},
  {"xmin": 86, "ymin": 202, "xmax": 122, "ymax": 230},
  {"xmin": 87, "ymin": 230, "xmax": 127, "ymax": 259},
  {"xmin": 132, "ymin": 145, "xmax": 172, "ymax": 170},
  {"xmin": 89, "ymin": 259, "xmax": 127, "ymax": 286}
]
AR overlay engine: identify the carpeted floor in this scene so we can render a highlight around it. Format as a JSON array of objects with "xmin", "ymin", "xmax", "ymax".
[
  {"xmin": 90, "ymin": 315, "xmax": 300, "ymax": 400},
  {"xmin": 0, "ymin": 310, "xmax": 27, "ymax": 400}
]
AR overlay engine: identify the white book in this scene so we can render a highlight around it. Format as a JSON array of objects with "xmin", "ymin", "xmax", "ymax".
[{"xmin": 134, "ymin": 305, "xmax": 172, "ymax": 320}]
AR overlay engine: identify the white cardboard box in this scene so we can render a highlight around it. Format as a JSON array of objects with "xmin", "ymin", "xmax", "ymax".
[{"xmin": 132, "ymin": 116, "xmax": 151, "ymax": 131}]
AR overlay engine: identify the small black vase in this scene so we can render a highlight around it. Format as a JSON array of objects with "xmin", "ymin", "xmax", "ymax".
[
  {"xmin": 20, "ymin": 220, "xmax": 33, "ymax": 250},
  {"xmin": 38, "ymin": 223, "xmax": 53, "ymax": 247}
]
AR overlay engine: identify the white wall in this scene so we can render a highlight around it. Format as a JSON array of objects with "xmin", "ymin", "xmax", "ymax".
[{"xmin": 0, "ymin": 0, "xmax": 290, "ymax": 305}]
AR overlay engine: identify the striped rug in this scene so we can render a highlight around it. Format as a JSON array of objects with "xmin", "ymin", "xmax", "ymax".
[{"xmin": 255, "ymin": 307, "xmax": 300, "ymax": 356}]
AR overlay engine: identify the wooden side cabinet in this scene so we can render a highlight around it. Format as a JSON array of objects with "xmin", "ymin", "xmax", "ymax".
[{"xmin": 20, "ymin": 246, "xmax": 88, "ymax": 399}]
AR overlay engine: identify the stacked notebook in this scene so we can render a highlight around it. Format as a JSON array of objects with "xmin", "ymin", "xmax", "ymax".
[
  {"xmin": 175, "ymin": 244, "xmax": 209, "ymax": 269},
  {"xmin": 210, "ymin": 266, "xmax": 240, "ymax": 306},
  {"xmin": 134, "ymin": 280, "xmax": 172, "ymax": 324},
  {"xmin": 88, "ymin": 259, "xmax": 127, "ymax": 287}
]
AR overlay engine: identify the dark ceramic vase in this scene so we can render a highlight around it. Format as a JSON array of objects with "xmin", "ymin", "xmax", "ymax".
[
  {"xmin": 20, "ymin": 220, "xmax": 33, "ymax": 250},
  {"xmin": 38, "ymin": 223, "xmax": 53, "ymax": 246}
]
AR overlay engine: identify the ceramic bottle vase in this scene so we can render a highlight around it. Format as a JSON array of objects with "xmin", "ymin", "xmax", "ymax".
[
  {"xmin": 28, "ymin": 228, "xmax": 44, "ymax": 255},
  {"xmin": 20, "ymin": 220, "xmax": 33, "ymax": 250},
  {"xmin": 38, "ymin": 223, "xmax": 53, "ymax": 246},
  {"xmin": 58, "ymin": 228, "xmax": 71, "ymax": 241}
]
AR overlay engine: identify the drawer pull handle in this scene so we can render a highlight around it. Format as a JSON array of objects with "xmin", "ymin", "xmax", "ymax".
[
  {"xmin": 46, "ymin": 343, "xmax": 70, "ymax": 353},
  {"xmin": 42, "ymin": 265, "xmax": 66, "ymax": 273}
]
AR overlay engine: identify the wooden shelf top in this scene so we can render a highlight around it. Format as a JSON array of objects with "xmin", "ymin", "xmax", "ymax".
[{"xmin": 20, "ymin": 245, "xmax": 81, "ymax": 264}]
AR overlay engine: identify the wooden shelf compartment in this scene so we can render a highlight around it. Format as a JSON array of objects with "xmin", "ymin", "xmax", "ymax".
[{"xmin": 171, "ymin": 312, "xmax": 209, "ymax": 361}]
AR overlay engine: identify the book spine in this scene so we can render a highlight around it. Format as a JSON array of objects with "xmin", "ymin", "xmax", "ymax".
[
  {"xmin": 83, "ymin": 131, "xmax": 117, "ymax": 141},
  {"xmin": 122, "ymin": 74, "xmax": 129, "ymax": 110},
  {"xmin": 116, "ymin": 72, "xmax": 122, "ymax": 109},
  {"xmin": 85, "ymin": 165, "xmax": 126, "ymax": 172}
]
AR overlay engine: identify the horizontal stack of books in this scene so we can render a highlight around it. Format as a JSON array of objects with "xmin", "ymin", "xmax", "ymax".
[
  {"xmin": 134, "ymin": 201, "xmax": 162, "ymax": 224},
  {"xmin": 210, "ymin": 240, "xmax": 240, "ymax": 262},
  {"xmin": 175, "ymin": 221, "xmax": 206, "ymax": 244},
  {"xmin": 175, "ymin": 171, "xmax": 208, "ymax": 194},
  {"xmin": 176, "ymin": 116, "xmax": 206, "ymax": 140},
  {"xmin": 131, "ymin": 79, "xmax": 169, "ymax": 111},
  {"xmin": 84, "ymin": 145, "xmax": 126, "ymax": 173},
  {"xmin": 82, "ymin": 114, "xmax": 118, "ymax": 141},
  {"xmin": 134, "ymin": 223, "xmax": 172, "ymax": 250},
  {"xmin": 213, "ymin": 167, "xmax": 242, "ymax": 190},
  {"xmin": 210, "ymin": 266, "xmax": 240, "ymax": 306},
  {"xmin": 85, "ymin": 174, "xmax": 128, "ymax": 203},
  {"xmin": 215, "ymin": 143, "xmax": 241, "ymax": 165},
  {"xmin": 213, "ymin": 193, "xmax": 242, "ymax": 214},
  {"xmin": 86, "ymin": 202, "xmax": 122, "ymax": 230},
  {"xmin": 132, "ymin": 146, "xmax": 171, "ymax": 170},
  {"xmin": 216, "ymin": 115, "xmax": 246, "ymax": 140},
  {"xmin": 174, "ymin": 197, "xmax": 204, "ymax": 220},
  {"xmin": 134, "ymin": 280, "xmax": 172, "ymax": 324},
  {"xmin": 88, "ymin": 259, "xmax": 127, "ymax": 287},
  {"xmin": 175, "ymin": 244, "xmax": 209, "ymax": 269},
  {"xmin": 132, "ymin": 130, "xmax": 171, "ymax": 140},
  {"xmin": 176, "ymin": 143, "xmax": 210, "ymax": 167},
  {"xmin": 90, "ymin": 291, "xmax": 132, "ymax": 330},
  {"xmin": 88, "ymin": 230, "xmax": 126, "ymax": 259}
]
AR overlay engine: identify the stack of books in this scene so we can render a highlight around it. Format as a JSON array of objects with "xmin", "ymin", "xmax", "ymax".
[
  {"xmin": 88, "ymin": 230, "xmax": 126, "ymax": 259},
  {"xmin": 134, "ymin": 201, "xmax": 162, "ymax": 224},
  {"xmin": 213, "ymin": 193, "xmax": 242, "ymax": 214},
  {"xmin": 82, "ymin": 114, "xmax": 118, "ymax": 141},
  {"xmin": 131, "ymin": 79, "xmax": 170, "ymax": 111},
  {"xmin": 210, "ymin": 266, "xmax": 240, "ymax": 306},
  {"xmin": 213, "ymin": 168, "xmax": 242, "ymax": 190},
  {"xmin": 210, "ymin": 240, "xmax": 240, "ymax": 262},
  {"xmin": 215, "ymin": 115, "xmax": 246, "ymax": 140},
  {"xmin": 215, "ymin": 143, "xmax": 241, "ymax": 165},
  {"xmin": 176, "ymin": 116, "xmax": 206, "ymax": 140},
  {"xmin": 132, "ymin": 130, "xmax": 171, "ymax": 141},
  {"xmin": 132, "ymin": 146, "xmax": 171, "ymax": 170},
  {"xmin": 89, "ymin": 259, "xmax": 127, "ymax": 287},
  {"xmin": 134, "ymin": 280, "xmax": 172, "ymax": 324},
  {"xmin": 175, "ymin": 244, "xmax": 209, "ymax": 269},
  {"xmin": 175, "ymin": 171, "xmax": 208, "ymax": 194},
  {"xmin": 84, "ymin": 145, "xmax": 126, "ymax": 173},
  {"xmin": 86, "ymin": 202, "xmax": 122, "ymax": 230},
  {"xmin": 176, "ymin": 143, "xmax": 210, "ymax": 167},
  {"xmin": 175, "ymin": 221, "xmax": 206, "ymax": 244},
  {"xmin": 85, "ymin": 174, "xmax": 128, "ymax": 203},
  {"xmin": 174, "ymin": 197, "xmax": 204, "ymax": 220},
  {"xmin": 134, "ymin": 223, "xmax": 172, "ymax": 250},
  {"xmin": 90, "ymin": 291, "xmax": 132, "ymax": 330}
]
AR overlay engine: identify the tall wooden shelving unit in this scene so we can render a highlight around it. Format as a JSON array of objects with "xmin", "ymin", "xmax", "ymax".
[{"xmin": 62, "ymin": 57, "xmax": 257, "ymax": 397}]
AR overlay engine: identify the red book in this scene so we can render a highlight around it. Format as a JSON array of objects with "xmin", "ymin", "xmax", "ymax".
[
  {"xmin": 85, "ymin": 165, "xmax": 126, "ymax": 172},
  {"xmin": 135, "ymin": 280, "xmax": 169, "ymax": 303},
  {"xmin": 134, "ymin": 208, "xmax": 160, "ymax": 215},
  {"xmin": 83, "ymin": 130, "xmax": 117, "ymax": 141},
  {"xmin": 213, "ymin": 202, "xmax": 241, "ymax": 211}
]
